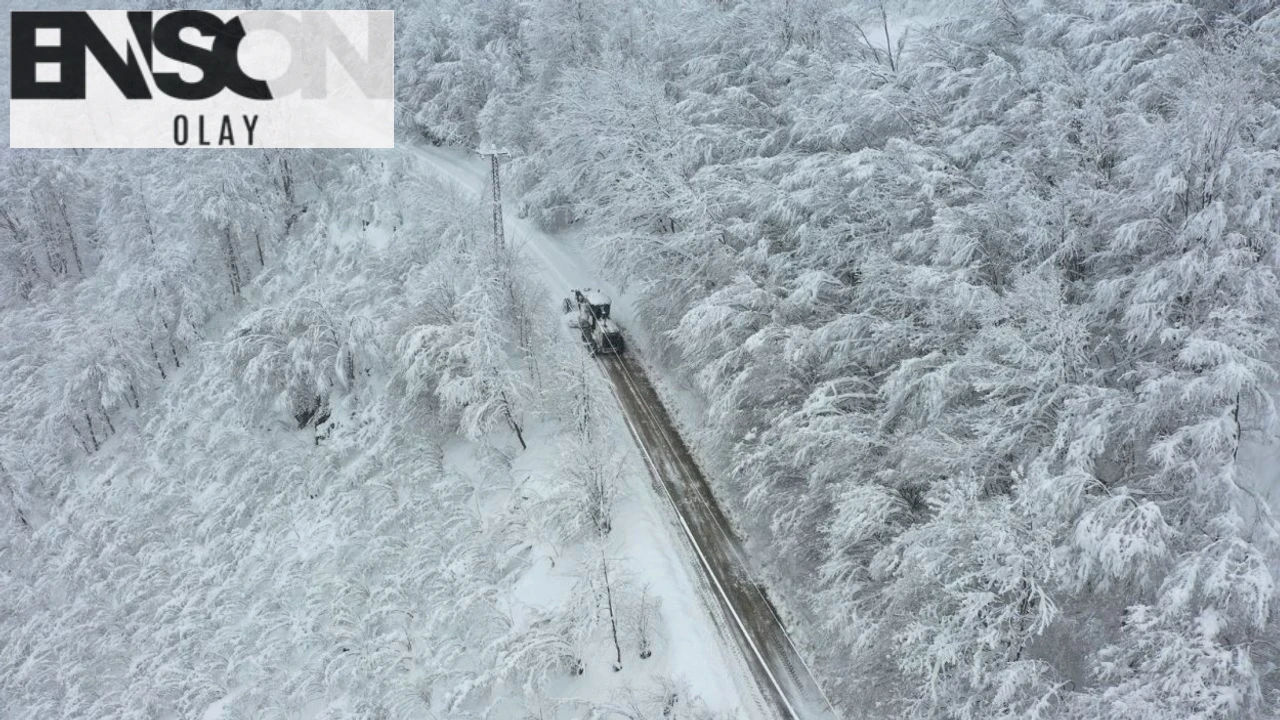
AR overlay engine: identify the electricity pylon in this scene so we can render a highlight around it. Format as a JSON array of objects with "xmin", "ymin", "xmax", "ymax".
[{"xmin": 477, "ymin": 148, "xmax": 509, "ymax": 251}]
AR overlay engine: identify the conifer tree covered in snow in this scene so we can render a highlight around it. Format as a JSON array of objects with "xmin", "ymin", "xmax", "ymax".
[{"xmin": 403, "ymin": 0, "xmax": 1280, "ymax": 717}]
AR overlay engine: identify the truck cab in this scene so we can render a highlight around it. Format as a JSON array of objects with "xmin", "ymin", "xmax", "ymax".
[{"xmin": 571, "ymin": 289, "xmax": 625, "ymax": 355}]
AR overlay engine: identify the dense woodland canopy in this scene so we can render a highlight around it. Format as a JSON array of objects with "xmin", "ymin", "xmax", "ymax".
[
  {"xmin": 0, "ymin": 140, "xmax": 723, "ymax": 715},
  {"xmin": 2, "ymin": 0, "xmax": 1279, "ymax": 718},
  {"xmin": 399, "ymin": 0, "xmax": 1280, "ymax": 717},
  {"xmin": 0, "ymin": 89, "xmax": 719, "ymax": 720}
]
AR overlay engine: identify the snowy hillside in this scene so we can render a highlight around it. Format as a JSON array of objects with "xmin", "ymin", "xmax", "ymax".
[
  {"xmin": 0, "ymin": 150, "xmax": 755, "ymax": 717},
  {"xmin": 4, "ymin": 1, "xmax": 1280, "ymax": 720},
  {"xmin": 402, "ymin": 1, "xmax": 1280, "ymax": 718}
]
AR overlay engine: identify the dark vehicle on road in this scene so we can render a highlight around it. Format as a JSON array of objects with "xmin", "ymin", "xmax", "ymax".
[{"xmin": 564, "ymin": 288, "xmax": 625, "ymax": 355}]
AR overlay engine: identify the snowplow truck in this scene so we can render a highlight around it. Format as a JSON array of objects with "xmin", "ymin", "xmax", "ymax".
[{"xmin": 565, "ymin": 289, "xmax": 625, "ymax": 355}]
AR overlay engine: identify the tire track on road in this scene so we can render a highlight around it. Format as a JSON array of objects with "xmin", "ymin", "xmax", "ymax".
[
  {"xmin": 406, "ymin": 141, "xmax": 838, "ymax": 718},
  {"xmin": 599, "ymin": 354, "xmax": 840, "ymax": 720}
]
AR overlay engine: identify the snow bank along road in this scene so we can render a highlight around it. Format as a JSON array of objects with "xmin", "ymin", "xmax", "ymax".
[
  {"xmin": 407, "ymin": 141, "xmax": 839, "ymax": 720},
  {"xmin": 600, "ymin": 352, "xmax": 840, "ymax": 720}
]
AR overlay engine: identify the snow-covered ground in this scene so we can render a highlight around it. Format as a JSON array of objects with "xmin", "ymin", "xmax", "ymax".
[
  {"xmin": 0, "ymin": 144, "xmax": 765, "ymax": 720},
  {"xmin": 1239, "ymin": 412, "xmax": 1280, "ymax": 581},
  {"xmin": 438, "ymin": 423, "xmax": 754, "ymax": 717},
  {"xmin": 405, "ymin": 140, "xmax": 781, "ymax": 718}
]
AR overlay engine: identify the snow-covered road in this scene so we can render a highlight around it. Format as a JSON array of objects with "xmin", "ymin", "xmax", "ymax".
[
  {"xmin": 405, "ymin": 139, "xmax": 839, "ymax": 720},
  {"xmin": 600, "ymin": 352, "xmax": 841, "ymax": 720}
]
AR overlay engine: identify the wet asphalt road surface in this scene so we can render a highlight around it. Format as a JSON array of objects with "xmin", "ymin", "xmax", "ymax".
[{"xmin": 598, "ymin": 353, "xmax": 840, "ymax": 720}]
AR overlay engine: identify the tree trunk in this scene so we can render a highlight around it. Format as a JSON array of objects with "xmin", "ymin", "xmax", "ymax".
[
  {"xmin": 223, "ymin": 228, "xmax": 242, "ymax": 296},
  {"xmin": 1232, "ymin": 392, "xmax": 1241, "ymax": 463},
  {"xmin": 638, "ymin": 588, "xmax": 653, "ymax": 659},
  {"xmin": 509, "ymin": 414, "xmax": 527, "ymax": 450},
  {"xmin": 602, "ymin": 554, "xmax": 623, "ymax": 671},
  {"xmin": 158, "ymin": 311, "xmax": 182, "ymax": 367},
  {"xmin": 0, "ymin": 208, "xmax": 38, "ymax": 296},
  {"xmin": 1, "ymin": 463, "xmax": 31, "ymax": 532},
  {"xmin": 500, "ymin": 392, "xmax": 527, "ymax": 450},
  {"xmin": 150, "ymin": 340, "xmax": 167, "ymax": 379},
  {"xmin": 58, "ymin": 198, "xmax": 84, "ymax": 277},
  {"xmin": 880, "ymin": 1, "xmax": 896, "ymax": 72},
  {"xmin": 84, "ymin": 412, "xmax": 100, "ymax": 452},
  {"xmin": 279, "ymin": 155, "xmax": 295, "ymax": 205}
]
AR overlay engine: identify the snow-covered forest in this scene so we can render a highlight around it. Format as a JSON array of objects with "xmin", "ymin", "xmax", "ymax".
[
  {"xmin": 3, "ymin": 0, "xmax": 1280, "ymax": 719},
  {"xmin": 399, "ymin": 0, "xmax": 1280, "ymax": 718},
  {"xmin": 0, "ymin": 142, "xmax": 747, "ymax": 715}
]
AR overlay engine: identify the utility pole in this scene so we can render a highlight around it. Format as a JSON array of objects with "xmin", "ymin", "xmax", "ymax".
[{"xmin": 477, "ymin": 148, "xmax": 509, "ymax": 251}]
